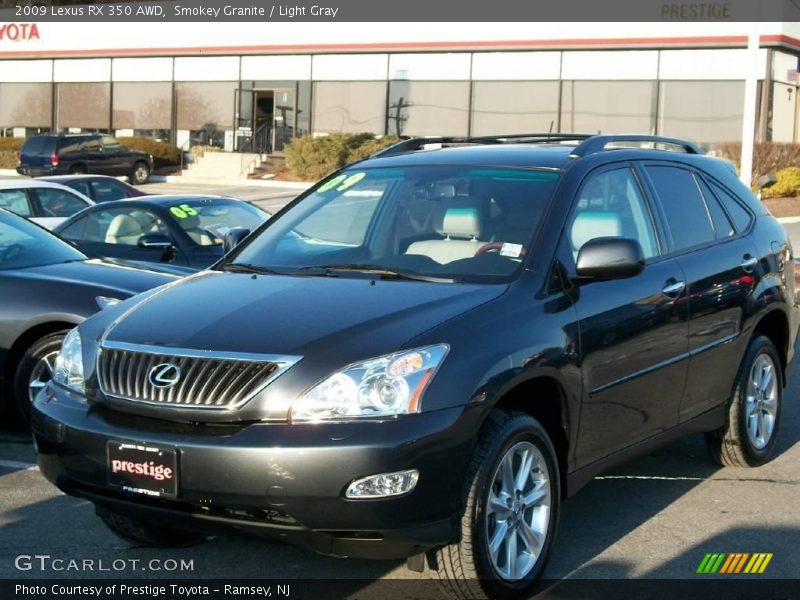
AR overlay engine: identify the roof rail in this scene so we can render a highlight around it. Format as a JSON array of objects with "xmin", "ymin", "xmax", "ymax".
[
  {"xmin": 569, "ymin": 135, "xmax": 702, "ymax": 157},
  {"xmin": 371, "ymin": 133, "xmax": 595, "ymax": 159}
]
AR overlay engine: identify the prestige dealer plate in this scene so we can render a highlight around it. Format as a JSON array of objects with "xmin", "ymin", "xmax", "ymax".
[{"xmin": 107, "ymin": 441, "xmax": 178, "ymax": 498}]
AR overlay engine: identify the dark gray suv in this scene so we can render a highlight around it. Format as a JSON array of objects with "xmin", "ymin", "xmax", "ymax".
[{"xmin": 32, "ymin": 134, "xmax": 798, "ymax": 598}]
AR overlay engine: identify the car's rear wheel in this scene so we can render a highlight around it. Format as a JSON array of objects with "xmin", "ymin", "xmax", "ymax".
[
  {"xmin": 431, "ymin": 411, "xmax": 559, "ymax": 599},
  {"xmin": 131, "ymin": 161, "xmax": 150, "ymax": 185},
  {"xmin": 68, "ymin": 164, "xmax": 86, "ymax": 175},
  {"xmin": 98, "ymin": 507, "xmax": 206, "ymax": 547},
  {"xmin": 13, "ymin": 330, "xmax": 67, "ymax": 423},
  {"xmin": 705, "ymin": 335, "xmax": 782, "ymax": 467}
]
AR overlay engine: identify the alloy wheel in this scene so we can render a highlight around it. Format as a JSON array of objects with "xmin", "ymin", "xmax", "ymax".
[
  {"xmin": 28, "ymin": 350, "xmax": 58, "ymax": 404},
  {"xmin": 745, "ymin": 353, "xmax": 779, "ymax": 450}
]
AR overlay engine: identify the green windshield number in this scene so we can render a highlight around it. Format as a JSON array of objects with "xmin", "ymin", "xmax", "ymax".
[
  {"xmin": 337, "ymin": 172, "xmax": 366, "ymax": 191},
  {"xmin": 170, "ymin": 204, "xmax": 199, "ymax": 219},
  {"xmin": 317, "ymin": 174, "xmax": 347, "ymax": 193}
]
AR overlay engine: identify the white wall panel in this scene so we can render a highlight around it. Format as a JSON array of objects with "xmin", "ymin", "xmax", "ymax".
[
  {"xmin": 0, "ymin": 60, "xmax": 51, "ymax": 82},
  {"xmin": 471, "ymin": 52, "xmax": 561, "ymax": 80},
  {"xmin": 561, "ymin": 51, "xmax": 658, "ymax": 80},
  {"xmin": 389, "ymin": 53, "xmax": 471, "ymax": 80},
  {"xmin": 53, "ymin": 58, "xmax": 110, "ymax": 82},
  {"xmin": 174, "ymin": 56, "xmax": 239, "ymax": 81},
  {"xmin": 112, "ymin": 57, "xmax": 173, "ymax": 82},
  {"xmin": 241, "ymin": 55, "xmax": 311, "ymax": 80},
  {"xmin": 312, "ymin": 54, "xmax": 387, "ymax": 80},
  {"xmin": 659, "ymin": 49, "xmax": 768, "ymax": 80}
]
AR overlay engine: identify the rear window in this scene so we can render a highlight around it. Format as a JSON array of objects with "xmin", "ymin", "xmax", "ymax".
[
  {"xmin": 58, "ymin": 135, "xmax": 93, "ymax": 154},
  {"xmin": 21, "ymin": 136, "xmax": 54, "ymax": 155}
]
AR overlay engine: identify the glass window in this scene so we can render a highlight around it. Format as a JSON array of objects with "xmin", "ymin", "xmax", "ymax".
[
  {"xmin": 0, "ymin": 211, "xmax": 85, "ymax": 270},
  {"xmin": 560, "ymin": 81, "xmax": 656, "ymax": 134},
  {"xmin": 569, "ymin": 168, "xmax": 658, "ymax": 260},
  {"xmin": 34, "ymin": 188, "xmax": 90, "ymax": 218},
  {"xmin": 708, "ymin": 181, "xmax": 753, "ymax": 232},
  {"xmin": 56, "ymin": 83, "xmax": 111, "ymax": 130},
  {"xmin": 232, "ymin": 166, "xmax": 560, "ymax": 282},
  {"xmin": 112, "ymin": 82, "xmax": 172, "ymax": 131},
  {"xmin": 176, "ymin": 82, "xmax": 236, "ymax": 148},
  {"xmin": 694, "ymin": 175, "xmax": 734, "ymax": 239},
  {"xmin": 646, "ymin": 165, "xmax": 715, "ymax": 252},
  {"xmin": 62, "ymin": 179, "xmax": 92, "ymax": 199},
  {"xmin": 57, "ymin": 135, "xmax": 91, "ymax": 154},
  {"xmin": 90, "ymin": 179, "xmax": 128, "ymax": 203},
  {"xmin": 58, "ymin": 216, "xmax": 87, "ymax": 239},
  {"xmin": 167, "ymin": 199, "xmax": 268, "ymax": 246},
  {"xmin": 0, "ymin": 83, "xmax": 52, "ymax": 129},
  {"xmin": 658, "ymin": 81, "xmax": 745, "ymax": 144},
  {"xmin": 387, "ymin": 81, "xmax": 470, "ymax": 137},
  {"xmin": 74, "ymin": 207, "xmax": 169, "ymax": 246},
  {"xmin": 101, "ymin": 135, "xmax": 124, "ymax": 151},
  {"xmin": 312, "ymin": 81, "xmax": 387, "ymax": 134},
  {"xmin": 0, "ymin": 189, "xmax": 32, "ymax": 217},
  {"xmin": 471, "ymin": 81, "xmax": 560, "ymax": 137}
]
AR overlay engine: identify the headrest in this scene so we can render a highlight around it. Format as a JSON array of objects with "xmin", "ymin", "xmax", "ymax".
[
  {"xmin": 435, "ymin": 199, "xmax": 482, "ymax": 240},
  {"xmin": 431, "ymin": 183, "xmax": 456, "ymax": 199},
  {"xmin": 106, "ymin": 214, "xmax": 141, "ymax": 241},
  {"xmin": 571, "ymin": 211, "xmax": 621, "ymax": 251},
  {"xmin": 130, "ymin": 210, "xmax": 159, "ymax": 230}
]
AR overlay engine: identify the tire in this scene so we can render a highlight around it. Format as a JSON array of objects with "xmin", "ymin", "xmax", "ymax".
[
  {"xmin": 431, "ymin": 411, "xmax": 560, "ymax": 599},
  {"xmin": 705, "ymin": 335, "xmax": 783, "ymax": 467},
  {"xmin": 131, "ymin": 161, "xmax": 150, "ymax": 185},
  {"xmin": 98, "ymin": 508, "xmax": 206, "ymax": 547},
  {"xmin": 68, "ymin": 164, "xmax": 86, "ymax": 175},
  {"xmin": 13, "ymin": 331, "xmax": 67, "ymax": 424}
]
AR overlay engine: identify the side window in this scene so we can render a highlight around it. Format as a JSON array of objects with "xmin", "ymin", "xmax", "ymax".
[
  {"xmin": 58, "ymin": 136, "xmax": 86, "ymax": 155},
  {"xmin": 645, "ymin": 165, "xmax": 715, "ymax": 252},
  {"xmin": 81, "ymin": 138, "xmax": 102, "ymax": 152},
  {"xmin": 568, "ymin": 167, "xmax": 659, "ymax": 260},
  {"xmin": 68, "ymin": 180, "xmax": 93, "ymax": 199},
  {"xmin": 0, "ymin": 189, "xmax": 32, "ymax": 217},
  {"xmin": 694, "ymin": 175, "xmax": 734, "ymax": 239},
  {"xmin": 708, "ymin": 181, "xmax": 753, "ymax": 233},
  {"xmin": 59, "ymin": 216, "xmax": 88, "ymax": 239},
  {"xmin": 91, "ymin": 179, "xmax": 127, "ymax": 202},
  {"xmin": 83, "ymin": 208, "xmax": 168, "ymax": 246},
  {"xmin": 34, "ymin": 188, "xmax": 90, "ymax": 218},
  {"xmin": 101, "ymin": 136, "xmax": 124, "ymax": 152}
]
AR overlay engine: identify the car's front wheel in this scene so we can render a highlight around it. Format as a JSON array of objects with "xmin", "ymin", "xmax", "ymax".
[
  {"xmin": 432, "ymin": 411, "xmax": 560, "ymax": 599},
  {"xmin": 706, "ymin": 335, "xmax": 783, "ymax": 467},
  {"xmin": 13, "ymin": 330, "xmax": 67, "ymax": 423},
  {"xmin": 98, "ymin": 507, "xmax": 206, "ymax": 547},
  {"xmin": 131, "ymin": 161, "xmax": 150, "ymax": 185}
]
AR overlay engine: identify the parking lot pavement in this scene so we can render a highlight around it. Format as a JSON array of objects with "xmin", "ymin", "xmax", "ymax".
[
  {"xmin": 1, "ymin": 360, "xmax": 798, "ymax": 584},
  {"xmin": 136, "ymin": 181, "xmax": 303, "ymax": 215}
]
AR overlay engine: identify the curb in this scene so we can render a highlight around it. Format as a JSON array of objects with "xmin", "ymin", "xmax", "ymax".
[{"xmin": 777, "ymin": 216, "xmax": 800, "ymax": 224}]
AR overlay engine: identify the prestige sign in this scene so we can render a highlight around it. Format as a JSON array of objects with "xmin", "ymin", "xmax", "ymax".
[{"xmin": 0, "ymin": 23, "xmax": 40, "ymax": 41}]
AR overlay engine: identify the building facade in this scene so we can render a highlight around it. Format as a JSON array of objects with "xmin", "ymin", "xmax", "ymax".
[{"xmin": 0, "ymin": 22, "xmax": 799, "ymax": 152}]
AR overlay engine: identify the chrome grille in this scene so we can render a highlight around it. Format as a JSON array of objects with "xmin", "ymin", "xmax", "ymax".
[{"xmin": 97, "ymin": 342, "xmax": 299, "ymax": 410}]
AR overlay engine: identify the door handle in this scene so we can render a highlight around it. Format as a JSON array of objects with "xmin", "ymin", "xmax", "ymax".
[
  {"xmin": 741, "ymin": 255, "xmax": 758, "ymax": 272},
  {"xmin": 662, "ymin": 280, "xmax": 686, "ymax": 297}
]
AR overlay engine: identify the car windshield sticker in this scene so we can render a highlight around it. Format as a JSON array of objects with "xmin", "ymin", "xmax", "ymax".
[
  {"xmin": 317, "ymin": 174, "xmax": 347, "ymax": 193},
  {"xmin": 500, "ymin": 243, "xmax": 523, "ymax": 258},
  {"xmin": 336, "ymin": 172, "xmax": 366, "ymax": 191},
  {"xmin": 170, "ymin": 204, "xmax": 200, "ymax": 219}
]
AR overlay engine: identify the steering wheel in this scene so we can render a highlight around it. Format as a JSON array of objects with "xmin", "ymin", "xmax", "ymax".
[
  {"xmin": 0, "ymin": 243, "xmax": 25, "ymax": 263},
  {"xmin": 474, "ymin": 242, "xmax": 525, "ymax": 257}
]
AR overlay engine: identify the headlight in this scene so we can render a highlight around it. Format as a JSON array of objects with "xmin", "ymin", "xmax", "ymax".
[
  {"xmin": 52, "ymin": 328, "xmax": 84, "ymax": 394},
  {"xmin": 290, "ymin": 344, "xmax": 449, "ymax": 421}
]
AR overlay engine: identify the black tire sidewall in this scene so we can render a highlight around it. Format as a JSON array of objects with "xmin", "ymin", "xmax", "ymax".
[
  {"xmin": 735, "ymin": 336, "xmax": 782, "ymax": 464},
  {"xmin": 473, "ymin": 417, "xmax": 560, "ymax": 597},
  {"xmin": 13, "ymin": 331, "xmax": 67, "ymax": 422},
  {"xmin": 68, "ymin": 165, "xmax": 85, "ymax": 175}
]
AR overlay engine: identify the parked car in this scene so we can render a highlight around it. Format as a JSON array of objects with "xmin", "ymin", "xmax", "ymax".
[
  {"xmin": 40, "ymin": 174, "xmax": 145, "ymax": 203},
  {"xmin": 0, "ymin": 209, "xmax": 177, "ymax": 422},
  {"xmin": 32, "ymin": 134, "xmax": 798, "ymax": 599},
  {"xmin": 17, "ymin": 134, "xmax": 153, "ymax": 184},
  {"xmin": 0, "ymin": 179, "xmax": 94, "ymax": 229},
  {"xmin": 54, "ymin": 195, "xmax": 270, "ymax": 271}
]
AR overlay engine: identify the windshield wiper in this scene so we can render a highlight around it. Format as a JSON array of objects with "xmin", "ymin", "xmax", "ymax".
[
  {"xmin": 294, "ymin": 263, "xmax": 453, "ymax": 282},
  {"xmin": 220, "ymin": 263, "xmax": 288, "ymax": 275}
]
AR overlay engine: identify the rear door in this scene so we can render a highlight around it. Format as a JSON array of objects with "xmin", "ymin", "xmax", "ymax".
[
  {"xmin": 30, "ymin": 186, "xmax": 93, "ymax": 230},
  {"xmin": 564, "ymin": 164, "xmax": 690, "ymax": 466},
  {"xmin": 640, "ymin": 163, "xmax": 759, "ymax": 422}
]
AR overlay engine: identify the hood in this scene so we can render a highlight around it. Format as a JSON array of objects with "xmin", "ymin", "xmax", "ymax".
[
  {"xmin": 15, "ymin": 259, "xmax": 176, "ymax": 297},
  {"xmin": 103, "ymin": 271, "xmax": 508, "ymax": 357}
]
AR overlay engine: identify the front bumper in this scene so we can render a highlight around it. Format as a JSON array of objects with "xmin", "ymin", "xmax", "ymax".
[{"xmin": 32, "ymin": 385, "xmax": 479, "ymax": 559}]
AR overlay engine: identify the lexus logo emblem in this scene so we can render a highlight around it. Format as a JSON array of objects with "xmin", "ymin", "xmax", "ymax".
[{"xmin": 148, "ymin": 363, "xmax": 182, "ymax": 388}]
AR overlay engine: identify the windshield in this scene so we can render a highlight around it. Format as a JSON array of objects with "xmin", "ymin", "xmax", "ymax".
[
  {"xmin": 229, "ymin": 166, "xmax": 559, "ymax": 282},
  {"xmin": 0, "ymin": 210, "xmax": 86, "ymax": 270},
  {"xmin": 168, "ymin": 199, "xmax": 269, "ymax": 246}
]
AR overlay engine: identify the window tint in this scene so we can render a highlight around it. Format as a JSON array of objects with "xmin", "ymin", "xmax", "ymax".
[
  {"xmin": 101, "ymin": 136, "xmax": 124, "ymax": 151},
  {"xmin": 21, "ymin": 136, "xmax": 52, "ymax": 155},
  {"xmin": 34, "ymin": 188, "xmax": 90, "ymax": 218},
  {"xmin": 646, "ymin": 165, "xmax": 715, "ymax": 252},
  {"xmin": 694, "ymin": 175, "xmax": 734, "ymax": 239},
  {"xmin": 77, "ymin": 207, "xmax": 169, "ymax": 246},
  {"xmin": 0, "ymin": 189, "xmax": 32, "ymax": 217},
  {"xmin": 569, "ymin": 167, "xmax": 658, "ymax": 260},
  {"xmin": 65, "ymin": 180, "xmax": 92, "ymax": 199},
  {"xmin": 58, "ymin": 136, "xmax": 89, "ymax": 154},
  {"xmin": 708, "ymin": 181, "xmax": 753, "ymax": 232},
  {"xmin": 58, "ymin": 216, "xmax": 87, "ymax": 239},
  {"xmin": 90, "ymin": 179, "xmax": 127, "ymax": 202}
]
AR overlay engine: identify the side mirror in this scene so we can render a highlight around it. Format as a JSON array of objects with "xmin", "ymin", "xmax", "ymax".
[
  {"xmin": 576, "ymin": 237, "xmax": 645, "ymax": 282},
  {"xmin": 137, "ymin": 233, "xmax": 174, "ymax": 250},
  {"xmin": 223, "ymin": 227, "xmax": 250, "ymax": 254}
]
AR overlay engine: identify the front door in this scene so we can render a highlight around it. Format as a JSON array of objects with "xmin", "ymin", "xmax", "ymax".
[
  {"xmin": 566, "ymin": 165, "xmax": 690, "ymax": 467},
  {"xmin": 271, "ymin": 89, "xmax": 295, "ymax": 153}
]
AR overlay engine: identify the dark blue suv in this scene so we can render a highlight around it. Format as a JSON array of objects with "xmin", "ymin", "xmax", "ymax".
[{"xmin": 32, "ymin": 134, "xmax": 798, "ymax": 598}]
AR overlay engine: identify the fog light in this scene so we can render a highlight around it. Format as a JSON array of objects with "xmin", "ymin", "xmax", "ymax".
[{"xmin": 345, "ymin": 469, "xmax": 419, "ymax": 499}]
